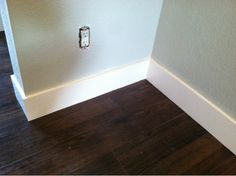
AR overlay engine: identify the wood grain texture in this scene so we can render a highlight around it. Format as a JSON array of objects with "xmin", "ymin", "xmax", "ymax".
[{"xmin": 0, "ymin": 34, "xmax": 236, "ymax": 174}]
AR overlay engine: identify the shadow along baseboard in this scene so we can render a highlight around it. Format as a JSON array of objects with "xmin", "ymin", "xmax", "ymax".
[{"xmin": 0, "ymin": 31, "xmax": 5, "ymax": 38}]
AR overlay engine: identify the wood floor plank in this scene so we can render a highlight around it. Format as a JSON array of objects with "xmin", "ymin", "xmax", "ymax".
[
  {"xmin": 141, "ymin": 133, "xmax": 223, "ymax": 175},
  {"xmin": 114, "ymin": 113, "xmax": 206, "ymax": 174},
  {"xmin": 184, "ymin": 147, "xmax": 236, "ymax": 174}
]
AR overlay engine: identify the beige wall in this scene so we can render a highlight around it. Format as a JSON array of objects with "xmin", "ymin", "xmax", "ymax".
[
  {"xmin": 0, "ymin": 17, "xmax": 3, "ymax": 31},
  {"xmin": 152, "ymin": 0, "xmax": 236, "ymax": 119},
  {"xmin": 7, "ymin": 0, "xmax": 163, "ymax": 95},
  {"xmin": 0, "ymin": 7, "xmax": 3, "ymax": 31}
]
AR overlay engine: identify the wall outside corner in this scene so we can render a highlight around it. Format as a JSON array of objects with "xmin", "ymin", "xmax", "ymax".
[{"xmin": 0, "ymin": 0, "xmax": 25, "ymax": 90}]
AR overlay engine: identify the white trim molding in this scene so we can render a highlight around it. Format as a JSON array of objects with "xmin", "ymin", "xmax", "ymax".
[
  {"xmin": 11, "ymin": 57, "xmax": 236, "ymax": 155},
  {"xmin": 11, "ymin": 59, "xmax": 149, "ymax": 121},
  {"xmin": 147, "ymin": 58, "xmax": 236, "ymax": 155}
]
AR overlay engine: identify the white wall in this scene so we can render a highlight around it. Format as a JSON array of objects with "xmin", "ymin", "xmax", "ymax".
[{"xmin": 7, "ymin": 0, "xmax": 163, "ymax": 95}]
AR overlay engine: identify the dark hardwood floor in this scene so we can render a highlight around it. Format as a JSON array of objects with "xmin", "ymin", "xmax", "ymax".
[{"xmin": 0, "ymin": 32, "xmax": 236, "ymax": 175}]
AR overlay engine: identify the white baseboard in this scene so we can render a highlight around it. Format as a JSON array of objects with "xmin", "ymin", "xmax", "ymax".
[
  {"xmin": 11, "ymin": 59, "xmax": 149, "ymax": 121},
  {"xmin": 11, "ymin": 57, "xmax": 236, "ymax": 155},
  {"xmin": 147, "ymin": 58, "xmax": 236, "ymax": 155}
]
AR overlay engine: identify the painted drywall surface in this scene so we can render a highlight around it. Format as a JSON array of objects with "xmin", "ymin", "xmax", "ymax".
[
  {"xmin": 0, "ymin": 0, "xmax": 24, "ymax": 89},
  {"xmin": 0, "ymin": 15, "xmax": 3, "ymax": 31},
  {"xmin": 7, "ymin": 0, "xmax": 163, "ymax": 95},
  {"xmin": 152, "ymin": 0, "xmax": 236, "ymax": 119}
]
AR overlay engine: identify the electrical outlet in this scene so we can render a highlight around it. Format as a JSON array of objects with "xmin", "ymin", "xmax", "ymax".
[{"xmin": 79, "ymin": 26, "xmax": 90, "ymax": 49}]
